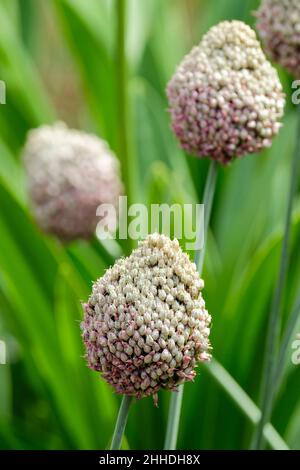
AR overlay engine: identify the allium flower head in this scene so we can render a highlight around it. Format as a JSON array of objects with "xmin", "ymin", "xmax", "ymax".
[
  {"xmin": 256, "ymin": 0, "xmax": 300, "ymax": 77},
  {"xmin": 23, "ymin": 122, "xmax": 122, "ymax": 241},
  {"xmin": 167, "ymin": 20, "xmax": 285, "ymax": 164},
  {"xmin": 81, "ymin": 234, "xmax": 211, "ymax": 402}
]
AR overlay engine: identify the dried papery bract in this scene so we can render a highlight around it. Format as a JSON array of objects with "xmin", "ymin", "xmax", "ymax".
[
  {"xmin": 81, "ymin": 233, "xmax": 211, "ymax": 404},
  {"xmin": 167, "ymin": 20, "xmax": 285, "ymax": 164},
  {"xmin": 23, "ymin": 122, "xmax": 123, "ymax": 241},
  {"xmin": 256, "ymin": 0, "xmax": 300, "ymax": 78}
]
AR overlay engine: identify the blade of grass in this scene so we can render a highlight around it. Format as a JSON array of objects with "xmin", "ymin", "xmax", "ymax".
[
  {"xmin": 53, "ymin": 0, "xmax": 116, "ymax": 145},
  {"xmin": 132, "ymin": 77, "xmax": 198, "ymax": 203},
  {"xmin": 90, "ymin": 236, "xmax": 117, "ymax": 267},
  {"xmin": 0, "ymin": 181, "xmax": 116, "ymax": 448},
  {"xmin": 0, "ymin": 2, "xmax": 54, "ymax": 124},
  {"xmin": 205, "ymin": 359, "xmax": 289, "ymax": 450},
  {"xmin": 0, "ymin": 139, "xmax": 25, "ymax": 204}
]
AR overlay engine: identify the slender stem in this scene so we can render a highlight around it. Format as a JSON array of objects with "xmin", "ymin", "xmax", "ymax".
[
  {"xmin": 109, "ymin": 3, "xmax": 135, "ymax": 451},
  {"xmin": 116, "ymin": 0, "xmax": 134, "ymax": 252},
  {"xmin": 116, "ymin": 0, "xmax": 128, "ymax": 192},
  {"xmin": 164, "ymin": 161, "xmax": 218, "ymax": 450},
  {"xmin": 194, "ymin": 161, "xmax": 218, "ymax": 272},
  {"xmin": 251, "ymin": 106, "xmax": 300, "ymax": 449},
  {"xmin": 110, "ymin": 395, "xmax": 132, "ymax": 450},
  {"xmin": 273, "ymin": 288, "xmax": 300, "ymax": 396},
  {"xmin": 164, "ymin": 385, "xmax": 184, "ymax": 450}
]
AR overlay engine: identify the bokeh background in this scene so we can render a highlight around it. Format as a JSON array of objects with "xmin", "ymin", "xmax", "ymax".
[{"xmin": 0, "ymin": 0, "xmax": 299, "ymax": 450}]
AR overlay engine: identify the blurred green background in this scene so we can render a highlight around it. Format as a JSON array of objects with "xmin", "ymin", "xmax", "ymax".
[{"xmin": 0, "ymin": 0, "xmax": 299, "ymax": 450}]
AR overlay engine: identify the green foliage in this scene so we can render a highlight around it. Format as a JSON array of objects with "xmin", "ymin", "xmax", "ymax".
[{"xmin": 0, "ymin": 0, "xmax": 299, "ymax": 450}]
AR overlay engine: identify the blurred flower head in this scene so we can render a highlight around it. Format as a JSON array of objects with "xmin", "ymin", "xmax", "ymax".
[
  {"xmin": 81, "ymin": 233, "xmax": 211, "ymax": 402},
  {"xmin": 256, "ymin": 0, "xmax": 300, "ymax": 78},
  {"xmin": 167, "ymin": 20, "xmax": 285, "ymax": 164},
  {"xmin": 23, "ymin": 122, "xmax": 123, "ymax": 241}
]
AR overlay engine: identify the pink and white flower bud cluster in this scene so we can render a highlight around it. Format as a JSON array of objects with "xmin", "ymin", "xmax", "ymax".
[
  {"xmin": 256, "ymin": 0, "xmax": 300, "ymax": 78},
  {"xmin": 167, "ymin": 21, "xmax": 285, "ymax": 164},
  {"xmin": 81, "ymin": 234, "xmax": 211, "ymax": 401},
  {"xmin": 23, "ymin": 122, "xmax": 123, "ymax": 241}
]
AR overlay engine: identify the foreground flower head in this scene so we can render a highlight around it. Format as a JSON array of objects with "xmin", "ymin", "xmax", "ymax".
[
  {"xmin": 256, "ymin": 0, "xmax": 300, "ymax": 77},
  {"xmin": 23, "ymin": 122, "xmax": 122, "ymax": 241},
  {"xmin": 81, "ymin": 233, "xmax": 211, "ymax": 402},
  {"xmin": 167, "ymin": 20, "xmax": 285, "ymax": 164}
]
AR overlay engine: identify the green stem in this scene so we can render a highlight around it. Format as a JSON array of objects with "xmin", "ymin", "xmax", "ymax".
[
  {"xmin": 251, "ymin": 106, "xmax": 300, "ymax": 449},
  {"xmin": 194, "ymin": 161, "xmax": 218, "ymax": 272},
  {"xmin": 164, "ymin": 161, "xmax": 218, "ymax": 450},
  {"xmin": 164, "ymin": 385, "xmax": 184, "ymax": 450},
  {"xmin": 273, "ymin": 288, "xmax": 300, "ymax": 395},
  {"xmin": 116, "ymin": 0, "xmax": 133, "ymax": 252},
  {"xmin": 110, "ymin": 395, "xmax": 132, "ymax": 450}
]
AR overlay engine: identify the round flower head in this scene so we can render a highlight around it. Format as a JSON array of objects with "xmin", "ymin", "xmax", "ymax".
[
  {"xmin": 81, "ymin": 234, "xmax": 211, "ymax": 402},
  {"xmin": 256, "ymin": 0, "xmax": 300, "ymax": 77},
  {"xmin": 23, "ymin": 122, "xmax": 123, "ymax": 241},
  {"xmin": 167, "ymin": 20, "xmax": 285, "ymax": 164}
]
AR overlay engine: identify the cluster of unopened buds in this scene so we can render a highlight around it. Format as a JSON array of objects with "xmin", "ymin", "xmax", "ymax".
[
  {"xmin": 167, "ymin": 20, "xmax": 285, "ymax": 163},
  {"xmin": 23, "ymin": 122, "xmax": 123, "ymax": 241},
  {"xmin": 256, "ymin": 0, "xmax": 300, "ymax": 78},
  {"xmin": 81, "ymin": 234, "xmax": 211, "ymax": 404}
]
